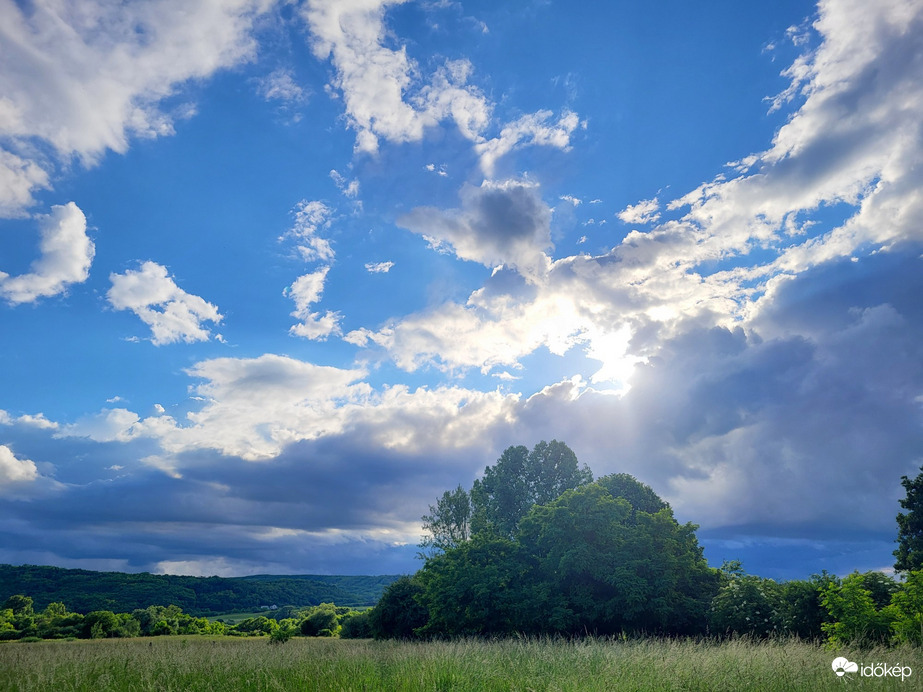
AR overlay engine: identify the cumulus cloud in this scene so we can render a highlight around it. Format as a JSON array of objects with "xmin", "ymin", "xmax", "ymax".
[
  {"xmin": 617, "ymin": 197, "xmax": 660, "ymax": 225},
  {"xmin": 0, "ymin": 445, "xmax": 38, "ymax": 485},
  {"xmin": 301, "ymin": 0, "xmax": 577, "ymax": 171},
  {"xmin": 0, "ymin": 202, "xmax": 94, "ymax": 304},
  {"xmin": 354, "ymin": 0, "xmax": 923, "ymax": 386},
  {"xmin": 0, "ymin": 0, "xmax": 270, "ymax": 217},
  {"xmin": 398, "ymin": 180, "xmax": 553, "ymax": 275},
  {"xmin": 107, "ymin": 261, "xmax": 223, "ymax": 345},
  {"xmin": 285, "ymin": 267, "xmax": 342, "ymax": 340}
]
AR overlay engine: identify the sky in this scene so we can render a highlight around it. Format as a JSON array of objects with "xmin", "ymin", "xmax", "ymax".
[{"xmin": 1, "ymin": 0, "xmax": 922, "ymax": 581}]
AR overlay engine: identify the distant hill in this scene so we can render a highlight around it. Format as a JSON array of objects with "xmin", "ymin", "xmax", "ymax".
[{"xmin": 0, "ymin": 564, "xmax": 402, "ymax": 616}]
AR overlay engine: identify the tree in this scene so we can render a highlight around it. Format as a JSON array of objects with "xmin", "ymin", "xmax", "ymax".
[
  {"xmin": 300, "ymin": 604, "xmax": 339, "ymax": 637},
  {"xmin": 518, "ymin": 483, "xmax": 716, "ymax": 635},
  {"xmin": 368, "ymin": 576, "xmax": 429, "ymax": 639},
  {"xmin": 3, "ymin": 595, "xmax": 33, "ymax": 616},
  {"xmin": 776, "ymin": 572, "xmax": 838, "ymax": 640},
  {"xmin": 417, "ymin": 536, "xmax": 536, "ymax": 637},
  {"xmin": 709, "ymin": 575, "xmax": 782, "ymax": 638},
  {"xmin": 339, "ymin": 610, "xmax": 372, "ymax": 639},
  {"xmin": 596, "ymin": 473, "xmax": 668, "ymax": 520},
  {"xmin": 821, "ymin": 572, "xmax": 893, "ymax": 646},
  {"xmin": 470, "ymin": 441, "xmax": 592, "ymax": 539},
  {"xmin": 419, "ymin": 484, "xmax": 471, "ymax": 558},
  {"xmin": 895, "ymin": 466, "xmax": 923, "ymax": 572},
  {"xmin": 889, "ymin": 569, "xmax": 923, "ymax": 645}
]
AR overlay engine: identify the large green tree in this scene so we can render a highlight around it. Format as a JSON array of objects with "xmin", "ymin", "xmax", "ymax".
[
  {"xmin": 417, "ymin": 536, "xmax": 537, "ymax": 637},
  {"xmin": 368, "ymin": 576, "xmax": 429, "ymax": 640},
  {"xmin": 419, "ymin": 484, "xmax": 471, "ymax": 558},
  {"xmin": 517, "ymin": 482, "xmax": 716, "ymax": 635},
  {"xmin": 470, "ymin": 441, "xmax": 592, "ymax": 539},
  {"xmin": 895, "ymin": 465, "xmax": 923, "ymax": 572}
]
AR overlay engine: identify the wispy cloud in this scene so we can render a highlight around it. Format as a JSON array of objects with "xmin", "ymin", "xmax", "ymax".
[{"xmin": 365, "ymin": 261, "xmax": 394, "ymax": 273}]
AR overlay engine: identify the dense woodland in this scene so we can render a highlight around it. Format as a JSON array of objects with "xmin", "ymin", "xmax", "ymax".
[
  {"xmin": 0, "ymin": 565, "xmax": 397, "ymax": 614},
  {"xmin": 3, "ymin": 440, "xmax": 923, "ymax": 647}
]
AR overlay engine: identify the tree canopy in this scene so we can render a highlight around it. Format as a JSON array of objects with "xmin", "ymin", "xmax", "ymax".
[
  {"xmin": 895, "ymin": 465, "xmax": 923, "ymax": 572},
  {"xmin": 410, "ymin": 445, "xmax": 717, "ymax": 638},
  {"xmin": 469, "ymin": 440, "xmax": 592, "ymax": 539}
]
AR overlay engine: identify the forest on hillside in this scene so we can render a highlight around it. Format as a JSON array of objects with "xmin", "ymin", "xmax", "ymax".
[{"xmin": 0, "ymin": 565, "xmax": 398, "ymax": 615}]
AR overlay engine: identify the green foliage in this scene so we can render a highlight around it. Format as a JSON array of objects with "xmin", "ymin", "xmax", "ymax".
[
  {"xmin": 596, "ymin": 473, "xmax": 668, "ymax": 520},
  {"xmin": 338, "ymin": 610, "xmax": 372, "ymax": 639},
  {"xmin": 890, "ymin": 569, "xmax": 923, "ymax": 645},
  {"xmin": 299, "ymin": 603, "xmax": 340, "ymax": 637},
  {"xmin": 417, "ymin": 536, "xmax": 535, "ymax": 636},
  {"xmin": 419, "ymin": 484, "xmax": 471, "ymax": 558},
  {"xmin": 709, "ymin": 575, "xmax": 782, "ymax": 638},
  {"xmin": 268, "ymin": 624, "xmax": 296, "ymax": 644},
  {"xmin": 0, "ymin": 564, "xmax": 400, "ymax": 615},
  {"xmin": 774, "ymin": 573, "xmax": 837, "ymax": 640},
  {"xmin": 895, "ymin": 465, "xmax": 923, "ymax": 572},
  {"xmin": 470, "ymin": 440, "xmax": 592, "ymax": 539},
  {"xmin": 821, "ymin": 572, "xmax": 894, "ymax": 646},
  {"xmin": 518, "ymin": 483, "xmax": 716, "ymax": 635},
  {"xmin": 4, "ymin": 594, "xmax": 33, "ymax": 615},
  {"xmin": 368, "ymin": 576, "xmax": 429, "ymax": 640}
]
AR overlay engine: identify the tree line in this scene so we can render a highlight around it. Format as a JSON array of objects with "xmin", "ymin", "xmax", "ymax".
[
  {"xmin": 366, "ymin": 440, "xmax": 923, "ymax": 646},
  {"xmin": 0, "ymin": 565, "xmax": 397, "ymax": 615},
  {"xmin": 0, "ymin": 595, "xmax": 374, "ymax": 643}
]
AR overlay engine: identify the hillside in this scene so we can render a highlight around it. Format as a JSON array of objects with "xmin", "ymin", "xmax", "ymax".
[{"xmin": 0, "ymin": 564, "xmax": 401, "ymax": 616}]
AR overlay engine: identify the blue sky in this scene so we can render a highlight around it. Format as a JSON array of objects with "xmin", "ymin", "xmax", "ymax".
[{"xmin": 2, "ymin": 0, "xmax": 922, "ymax": 580}]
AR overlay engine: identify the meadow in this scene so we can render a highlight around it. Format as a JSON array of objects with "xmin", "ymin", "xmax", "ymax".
[{"xmin": 1, "ymin": 635, "xmax": 921, "ymax": 691}]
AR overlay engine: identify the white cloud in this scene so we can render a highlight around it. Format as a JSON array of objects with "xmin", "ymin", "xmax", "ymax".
[
  {"xmin": 367, "ymin": 0, "xmax": 923, "ymax": 380},
  {"xmin": 475, "ymin": 109, "xmax": 581, "ymax": 177},
  {"xmin": 0, "ymin": 444, "xmax": 38, "ymax": 484},
  {"xmin": 424, "ymin": 163, "xmax": 448, "ymax": 177},
  {"xmin": 60, "ymin": 408, "xmax": 141, "ymax": 443},
  {"xmin": 0, "ymin": 410, "xmax": 58, "ymax": 430},
  {"xmin": 0, "ymin": 202, "xmax": 94, "ymax": 304},
  {"xmin": 617, "ymin": 197, "xmax": 660, "ymax": 225},
  {"xmin": 286, "ymin": 199, "xmax": 335, "ymax": 262},
  {"xmin": 0, "ymin": 0, "xmax": 271, "ymax": 218},
  {"xmin": 0, "ymin": 150, "xmax": 50, "ymax": 217},
  {"xmin": 364, "ymin": 261, "xmax": 394, "ymax": 273},
  {"xmin": 398, "ymin": 179, "xmax": 553, "ymax": 276},
  {"xmin": 330, "ymin": 169, "xmax": 360, "ymax": 198},
  {"xmin": 107, "ymin": 261, "xmax": 223, "ymax": 345},
  {"xmin": 301, "ymin": 1, "xmax": 576, "ymax": 171},
  {"xmin": 285, "ymin": 266, "xmax": 342, "ymax": 340},
  {"xmin": 257, "ymin": 68, "xmax": 307, "ymax": 104}
]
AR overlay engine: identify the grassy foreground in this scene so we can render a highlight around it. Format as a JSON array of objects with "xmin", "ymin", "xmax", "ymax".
[{"xmin": 1, "ymin": 636, "xmax": 921, "ymax": 691}]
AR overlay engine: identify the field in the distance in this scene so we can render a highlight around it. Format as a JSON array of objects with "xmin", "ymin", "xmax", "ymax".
[{"xmin": 2, "ymin": 636, "xmax": 920, "ymax": 691}]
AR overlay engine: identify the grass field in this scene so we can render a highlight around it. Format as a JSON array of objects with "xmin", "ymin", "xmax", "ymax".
[{"xmin": 1, "ymin": 635, "xmax": 920, "ymax": 691}]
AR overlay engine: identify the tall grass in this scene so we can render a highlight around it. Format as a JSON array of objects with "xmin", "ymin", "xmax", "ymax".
[{"xmin": 1, "ymin": 635, "xmax": 920, "ymax": 691}]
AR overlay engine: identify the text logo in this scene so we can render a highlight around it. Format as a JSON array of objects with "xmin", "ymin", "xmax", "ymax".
[{"xmin": 832, "ymin": 657, "xmax": 858, "ymax": 678}]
